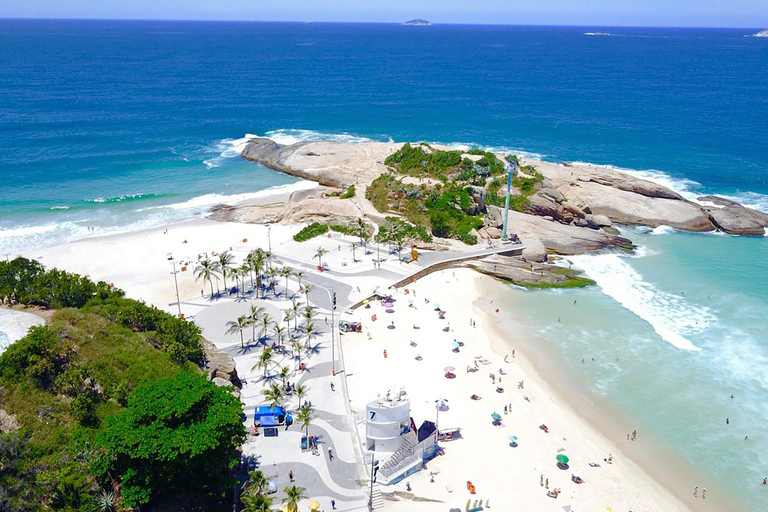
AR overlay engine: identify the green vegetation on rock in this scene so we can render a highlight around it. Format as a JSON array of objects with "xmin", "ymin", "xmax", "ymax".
[
  {"xmin": 0, "ymin": 259, "xmax": 244, "ymax": 512},
  {"xmin": 293, "ymin": 222, "xmax": 329, "ymax": 242},
  {"xmin": 339, "ymin": 184, "xmax": 356, "ymax": 199}
]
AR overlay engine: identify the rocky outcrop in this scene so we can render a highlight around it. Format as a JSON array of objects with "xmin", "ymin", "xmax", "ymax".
[
  {"xmin": 698, "ymin": 196, "xmax": 768, "ymax": 236},
  {"xmin": 242, "ymin": 138, "xmax": 400, "ymax": 188},
  {"xmin": 463, "ymin": 254, "xmax": 594, "ymax": 288},
  {"xmin": 210, "ymin": 194, "xmax": 362, "ymax": 226},
  {"xmin": 203, "ymin": 338, "xmax": 241, "ymax": 388},
  {"xmin": 487, "ymin": 206, "xmax": 635, "ymax": 255}
]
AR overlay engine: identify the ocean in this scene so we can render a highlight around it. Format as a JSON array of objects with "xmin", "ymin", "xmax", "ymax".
[{"xmin": 1, "ymin": 19, "xmax": 767, "ymax": 509}]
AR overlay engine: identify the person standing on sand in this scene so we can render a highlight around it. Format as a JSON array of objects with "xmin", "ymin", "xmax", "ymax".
[
  {"xmin": 693, "ymin": 486, "xmax": 698, "ymax": 497},
  {"xmin": 702, "ymin": 488, "xmax": 706, "ymax": 499},
  {"xmin": 540, "ymin": 474, "xmax": 543, "ymax": 486},
  {"xmin": 545, "ymin": 478, "xmax": 549, "ymax": 489}
]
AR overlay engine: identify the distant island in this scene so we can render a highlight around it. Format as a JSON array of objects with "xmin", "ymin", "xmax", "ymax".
[
  {"xmin": 752, "ymin": 29, "xmax": 768, "ymax": 37},
  {"xmin": 404, "ymin": 19, "xmax": 431, "ymax": 26}
]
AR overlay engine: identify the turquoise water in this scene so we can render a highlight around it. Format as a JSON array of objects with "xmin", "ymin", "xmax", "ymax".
[
  {"xmin": 512, "ymin": 230, "xmax": 768, "ymax": 510},
  {"xmin": 1, "ymin": 20, "xmax": 768, "ymax": 507}
]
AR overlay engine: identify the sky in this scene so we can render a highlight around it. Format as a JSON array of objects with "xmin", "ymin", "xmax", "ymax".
[{"xmin": 1, "ymin": 0, "xmax": 767, "ymax": 28}]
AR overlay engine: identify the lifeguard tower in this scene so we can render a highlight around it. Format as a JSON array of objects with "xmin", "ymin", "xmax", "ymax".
[{"xmin": 364, "ymin": 390, "xmax": 437, "ymax": 485}]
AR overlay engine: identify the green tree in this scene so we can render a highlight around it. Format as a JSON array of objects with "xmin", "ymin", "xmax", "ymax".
[
  {"xmin": 282, "ymin": 485, "xmax": 308, "ymax": 512},
  {"xmin": 226, "ymin": 315, "xmax": 250, "ymax": 349},
  {"xmin": 280, "ymin": 266, "xmax": 293, "ymax": 297},
  {"xmin": 296, "ymin": 405, "xmax": 312, "ymax": 436},
  {"xmin": 261, "ymin": 383, "xmax": 284, "ymax": 409},
  {"xmin": 97, "ymin": 371, "xmax": 246, "ymax": 508},
  {"xmin": 304, "ymin": 322, "xmax": 317, "ymax": 353},
  {"xmin": 350, "ymin": 242, "xmax": 359, "ymax": 262},
  {"xmin": 313, "ymin": 247, "xmax": 328, "ymax": 268},
  {"xmin": 295, "ymin": 384, "xmax": 308, "ymax": 409},
  {"xmin": 255, "ymin": 348, "xmax": 273, "ymax": 377},
  {"xmin": 194, "ymin": 258, "xmax": 219, "ymax": 297},
  {"xmin": 248, "ymin": 305, "xmax": 265, "ymax": 343},
  {"xmin": 218, "ymin": 250, "xmax": 236, "ymax": 290}
]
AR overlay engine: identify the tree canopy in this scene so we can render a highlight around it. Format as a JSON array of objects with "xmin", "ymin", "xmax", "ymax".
[{"xmin": 97, "ymin": 371, "xmax": 246, "ymax": 507}]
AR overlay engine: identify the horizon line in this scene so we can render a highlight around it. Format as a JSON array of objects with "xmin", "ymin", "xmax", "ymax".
[{"xmin": 0, "ymin": 17, "xmax": 764, "ymax": 30}]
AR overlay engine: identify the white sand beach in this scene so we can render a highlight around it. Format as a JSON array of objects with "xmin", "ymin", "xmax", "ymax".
[{"xmin": 14, "ymin": 207, "xmax": 721, "ymax": 512}]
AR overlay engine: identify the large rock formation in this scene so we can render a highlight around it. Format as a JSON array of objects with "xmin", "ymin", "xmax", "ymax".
[
  {"xmin": 698, "ymin": 196, "xmax": 768, "ymax": 236},
  {"xmin": 242, "ymin": 138, "xmax": 400, "ymax": 188}
]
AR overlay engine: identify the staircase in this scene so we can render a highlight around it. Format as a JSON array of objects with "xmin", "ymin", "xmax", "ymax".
[
  {"xmin": 369, "ymin": 483, "xmax": 385, "ymax": 510},
  {"xmin": 378, "ymin": 431, "xmax": 420, "ymax": 481}
]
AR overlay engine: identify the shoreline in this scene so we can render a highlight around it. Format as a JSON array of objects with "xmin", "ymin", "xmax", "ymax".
[{"xmin": 474, "ymin": 278, "xmax": 739, "ymax": 511}]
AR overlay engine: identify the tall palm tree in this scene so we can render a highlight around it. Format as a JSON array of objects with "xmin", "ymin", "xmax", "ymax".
[
  {"xmin": 262, "ymin": 382, "xmax": 284, "ymax": 409},
  {"xmin": 265, "ymin": 266, "xmax": 279, "ymax": 298},
  {"xmin": 304, "ymin": 322, "xmax": 317, "ymax": 352},
  {"xmin": 356, "ymin": 217, "xmax": 370, "ymax": 247},
  {"xmin": 291, "ymin": 337, "xmax": 303, "ymax": 371},
  {"xmin": 296, "ymin": 405, "xmax": 312, "ymax": 436},
  {"xmin": 238, "ymin": 263, "xmax": 251, "ymax": 296},
  {"xmin": 295, "ymin": 270, "xmax": 305, "ymax": 291},
  {"xmin": 255, "ymin": 348, "xmax": 273, "ymax": 377},
  {"xmin": 350, "ymin": 242, "xmax": 359, "ymax": 262},
  {"xmin": 250, "ymin": 248, "xmax": 267, "ymax": 292},
  {"xmin": 218, "ymin": 250, "xmax": 236, "ymax": 290},
  {"xmin": 242, "ymin": 469, "xmax": 268, "ymax": 496},
  {"xmin": 303, "ymin": 284, "xmax": 313, "ymax": 308},
  {"xmin": 248, "ymin": 305, "xmax": 264, "ymax": 343},
  {"xmin": 194, "ymin": 258, "xmax": 219, "ymax": 297},
  {"xmin": 272, "ymin": 324, "xmax": 285, "ymax": 346},
  {"xmin": 278, "ymin": 366, "xmax": 290, "ymax": 388},
  {"xmin": 283, "ymin": 308, "xmax": 294, "ymax": 335},
  {"xmin": 282, "ymin": 486, "xmax": 308, "ymax": 512},
  {"xmin": 295, "ymin": 384, "xmax": 308, "ymax": 409},
  {"xmin": 313, "ymin": 247, "xmax": 328, "ymax": 268},
  {"xmin": 241, "ymin": 494, "xmax": 273, "ymax": 512},
  {"xmin": 280, "ymin": 266, "xmax": 293, "ymax": 297},
  {"xmin": 303, "ymin": 305, "xmax": 315, "ymax": 328},
  {"xmin": 290, "ymin": 300, "xmax": 303, "ymax": 331},
  {"xmin": 225, "ymin": 315, "xmax": 249, "ymax": 349},
  {"xmin": 260, "ymin": 313, "xmax": 272, "ymax": 341}
]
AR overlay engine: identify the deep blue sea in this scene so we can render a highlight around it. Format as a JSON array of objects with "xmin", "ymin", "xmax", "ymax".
[{"xmin": 1, "ymin": 19, "xmax": 768, "ymax": 509}]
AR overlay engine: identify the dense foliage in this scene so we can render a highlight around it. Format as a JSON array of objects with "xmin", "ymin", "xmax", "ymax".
[
  {"xmin": 0, "ymin": 257, "xmax": 123, "ymax": 308},
  {"xmin": 339, "ymin": 184, "xmax": 356, "ymax": 199},
  {"xmin": 485, "ymin": 164, "xmax": 544, "ymax": 211},
  {"xmin": 384, "ymin": 143, "xmax": 505, "ymax": 184},
  {"xmin": 293, "ymin": 222, "xmax": 329, "ymax": 242},
  {"xmin": 97, "ymin": 371, "xmax": 246, "ymax": 507},
  {"xmin": 0, "ymin": 260, "xmax": 241, "ymax": 511}
]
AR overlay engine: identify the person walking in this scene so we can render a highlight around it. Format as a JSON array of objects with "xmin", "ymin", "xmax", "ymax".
[
  {"xmin": 289, "ymin": 470, "xmax": 294, "ymax": 482},
  {"xmin": 331, "ymin": 499, "xmax": 336, "ymax": 509},
  {"xmin": 330, "ymin": 382, "xmax": 335, "ymax": 391},
  {"xmin": 693, "ymin": 486, "xmax": 698, "ymax": 497}
]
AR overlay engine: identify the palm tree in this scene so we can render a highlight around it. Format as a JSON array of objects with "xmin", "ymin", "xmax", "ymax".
[
  {"xmin": 303, "ymin": 305, "xmax": 315, "ymax": 328},
  {"xmin": 280, "ymin": 266, "xmax": 293, "ymax": 297},
  {"xmin": 290, "ymin": 300, "xmax": 303, "ymax": 331},
  {"xmin": 262, "ymin": 382, "xmax": 284, "ymax": 409},
  {"xmin": 313, "ymin": 247, "xmax": 328, "ymax": 268},
  {"xmin": 295, "ymin": 270, "xmax": 305, "ymax": 291},
  {"xmin": 282, "ymin": 486, "xmax": 308, "ymax": 512},
  {"xmin": 260, "ymin": 313, "xmax": 272, "ymax": 341},
  {"xmin": 94, "ymin": 490, "xmax": 116, "ymax": 512},
  {"xmin": 194, "ymin": 258, "xmax": 219, "ymax": 297},
  {"xmin": 295, "ymin": 384, "xmax": 308, "ymax": 409},
  {"xmin": 303, "ymin": 284, "xmax": 313, "ymax": 308},
  {"xmin": 241, "ymin": 494, "xmax": 273, "ymax": 512},
  {"xmin": 278, "ymin": 366, "xmax": 290, "ymax": 388},
  {"xmin": 356, "ymin": 217, "xmax": 370, "ymax": 248},
  {"xmin": 218, "ymin": 250, "xmax": 236, "ymax": 290},
  {"xmin": 226, "ymin": 315, "xmax": 249, "ymax": 349},
  {"xmin": 350, "ymin": 242, "xmax": 358, "ymax": 262},
  {"xmin": 255, "ymin": 348, "xmax": 273, "ymax": 377},
  {"xmin": 248, "ymin": 305, "xmax": 264, "ymax": 343},
  {"xmin": 291, "ymin": 337, "xmax": 303, "ymax": 371},
  {"xmin": 296, "ymin": 405, "xmax": 312, "ymax": 436},
  {"xmin": 272, "ymin": 324, "xmax": 286, "ymax": 346},
  {"xmin": 242, "ymin": 469, "xmax": 268, "ymax": 496},
  {"xmin": 304, "ymin": 322, "xmax": 317, "ymax": 352},
  {"xmin": 265, "ymin": 266, "xmax": 278, "ymax": 298},
  {"xmin": 238, "ymin": 263, "xmax": 251, "ymax": 296},
  {"xmin": 250, "ymin": 248, "xmax": 267, "ymax": 293},
  {"xmin": 283, "ymin": 308, "xmax": 294, "ymax": 335}
]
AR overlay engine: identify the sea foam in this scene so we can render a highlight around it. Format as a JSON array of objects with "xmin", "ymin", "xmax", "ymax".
[{"xmin": 569, "ymin": 254, "xmax": 715, "ymax": 351}]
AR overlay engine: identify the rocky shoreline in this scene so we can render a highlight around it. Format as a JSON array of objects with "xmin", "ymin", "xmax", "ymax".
[{"xmin": 229, "ymin": 137, "xmax": 768, "ymax": 286}]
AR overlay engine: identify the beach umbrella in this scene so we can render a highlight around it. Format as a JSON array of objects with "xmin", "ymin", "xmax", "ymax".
[
  {"xmin": 433, "ymin": 302, "xmax": 440, "ymax": 308},
  {"xmin": 556, "ymin": 454, "xmax": 569, "ymax": 465},
  {"xmin": 444, "ymin": 366, "xmax": 455, "ymax": 372},
  {"xmin": 408, "ymin": 299, "xmax": 413, "ymax": 304},
  {"xmin": 363, "ymin": 299, "xmax": 369, "ymax": 304},
  {"xmin": 508, "ymin": 435, "xmax": 517, "ymax": 441},
  {"xmin": 308, "ymin": 500, "xmax": 321, "ymax": 510},
  {"xmin": 491, "ymin": 412, "xmax": 502, "ymax": 421},
  {"xmin": 451, "ymin": 341, "xmax": 460, "ymax": 349},
  {"xmin": 436, "ymin": 399, "xmax": 449, "ymax": 411},
  {"xmin": 386, "ymin": 308, "xmax": 395, "ymax": 313}
]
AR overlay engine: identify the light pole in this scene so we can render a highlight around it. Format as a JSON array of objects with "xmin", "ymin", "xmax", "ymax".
[
  {"xmin": 168, "ymin": 254, "xmax": 182, "ymax": 317},
  {"xmin": 331, "ymin": 291, "xmax": 337, "ymax": 375},
  {"xmin": 368, "ymin": 454, "xmax": 379, "ymax": 511},
  {"xmin": 501, "ymin": 158, "xmax": 518, "ymax": 242}
]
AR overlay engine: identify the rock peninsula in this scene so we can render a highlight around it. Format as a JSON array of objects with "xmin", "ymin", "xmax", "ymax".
[{"xmin": 229, "ymin": 136, "xmax": 767, "ymax": 285}]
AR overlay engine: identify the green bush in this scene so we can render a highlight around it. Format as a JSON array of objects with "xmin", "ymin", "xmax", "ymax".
[
  {"xmin": 293, "ymin": 222, "xmax": 329, "ymax": 242},
  {"xmin": 340, "ymin": 184, "xmax": 356, "ymax": 199}
]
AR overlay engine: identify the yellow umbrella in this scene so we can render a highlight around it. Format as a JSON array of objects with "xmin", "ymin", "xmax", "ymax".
[{"xmin": 308, "ymin": 500, "xmax": 321, "ymax": 511}]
